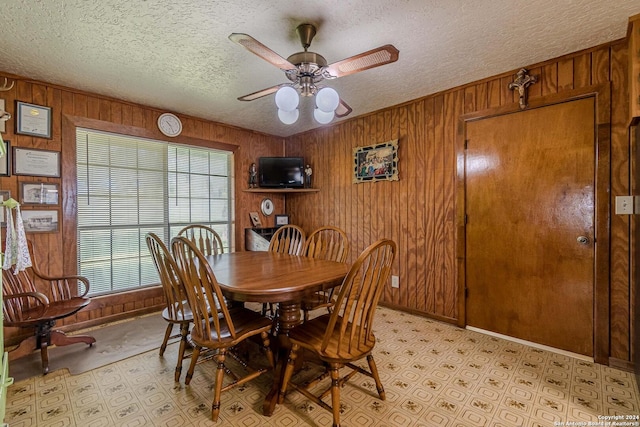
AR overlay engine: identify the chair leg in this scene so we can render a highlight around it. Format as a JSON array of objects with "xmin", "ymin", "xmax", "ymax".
[
  {"xmin": 40, "ymin": 342, "xmax": 49, "ymax": 375},
  {"xmin": 211, "ymin": 350, "xmax": 226, "ymax": 422},
  {"xmin": 160, "ymin": 323, "xmax": 174, "ymax": 356},
  {"xmin": 7, "ymin": 336, "xmax": 38, "ymax": 362},
  {"xmin": 175, "ymin": 323, "xmax": 189, "ymax": 382},
  {"xmin": 185, "ymin": 346, "xmax": 201, "ymax": 385},
  {"xmin": 260, "ymin": 331, "xmax": 275, "ymax": 369},
  {"xmin": 278, "ymin": 343, "xmax": 299, "ymax": 404},
  {"xmin": 49, "ymin": 330, "xmax": 96, "ymax": 347},
  {"xmin": 329, "ymin": 363, "xmax": 341, "ymax": 427},
  {"xmin": 366, "ymin": 354, "xmax": 386, "ymax": 400}
]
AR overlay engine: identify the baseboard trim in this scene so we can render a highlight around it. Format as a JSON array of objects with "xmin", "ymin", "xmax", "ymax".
[
  {"xmin": 466, "ymin": 326, "xmax": 594, "ymax": 363},
  {"xmin": 609, "ymin": 357, "xmax": 635, "ymax": 372}
]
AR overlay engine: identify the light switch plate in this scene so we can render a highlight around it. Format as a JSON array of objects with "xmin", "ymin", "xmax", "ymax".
[
  {"xmin": 391, "ymin": 275, "xmax": 399, "ymax": 288},
  {"xmin": 615, "ymin": 196, "xmax": 634, "ymax": 215}
]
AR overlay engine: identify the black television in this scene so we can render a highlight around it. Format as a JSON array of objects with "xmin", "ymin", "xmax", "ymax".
[{"xmin": 258, "ymin": 157, "xmax": 304, "ymax": 188}]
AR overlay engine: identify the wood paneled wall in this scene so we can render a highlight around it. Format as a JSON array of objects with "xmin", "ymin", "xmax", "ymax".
[
  {"xmin": 0, "ymin": 74, "xmax": 285, "ymax": 342},
  {"xmin": 285, "ymin": 39, "xmax": 635, "ymax": 365},
  {"xmin": 0, "ymin": 38, "xmax": 635, "ymax": 366}
]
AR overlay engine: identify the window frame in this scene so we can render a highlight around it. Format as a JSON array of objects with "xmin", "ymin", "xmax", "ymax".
[{"xmin": 76, "ymin": 128, "xmax": 234, "ymax": 297}]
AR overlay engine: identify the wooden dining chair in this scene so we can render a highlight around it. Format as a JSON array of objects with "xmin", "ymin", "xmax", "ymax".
[
  {"xmin": 145, "ymin": 232, "xmax": 196, "ymax": 382},
  {"xmin": 171, "ymin": 236, "xmax": 275, "ymax": 422},
  {"xmin": 263, "ymin": 224, "xmax": 307, "ymax": 316},
  {"xmin": 300, "ymin": 226, "xmax": 350, "ymax": 322},
  {"xmin": 2, "ymin": 240, "xmax": 95, "ymax": 375},
  {"xmin": 278, "ymin": 239, "xmax": 397, "ymax": 427},
  {"xmin": 178, "ymin": 224, "xmax": 225, "ymax": 256},
  {"xmin": 268, "ymin": 224, "xmax": 306, "ymax": 255}
]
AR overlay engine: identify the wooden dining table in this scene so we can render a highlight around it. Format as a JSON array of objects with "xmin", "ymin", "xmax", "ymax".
[{"xmin": 204, "ymin": 250, "xmax": 349, "ymax": 416}]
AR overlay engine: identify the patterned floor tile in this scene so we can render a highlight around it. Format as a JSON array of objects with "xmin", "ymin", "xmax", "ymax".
[{"xmin": 4, "ymin": 305, "xmax": 640, "ymax": 426}]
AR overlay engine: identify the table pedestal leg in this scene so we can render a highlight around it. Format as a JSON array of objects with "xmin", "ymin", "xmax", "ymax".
[{"xmin": 263, "ymin": 301, "xmax": 301, "ymax": 416}]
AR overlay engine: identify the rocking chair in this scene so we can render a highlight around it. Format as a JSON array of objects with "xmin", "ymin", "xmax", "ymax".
[{"xmin": 2, "ymin": 241, "xmax": 95, "ymax": 374}]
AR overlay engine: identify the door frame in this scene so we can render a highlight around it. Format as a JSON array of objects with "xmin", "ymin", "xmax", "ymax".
[{"xmin": 455, "ymin": 84, "xmax": 611, "ymax": 364}]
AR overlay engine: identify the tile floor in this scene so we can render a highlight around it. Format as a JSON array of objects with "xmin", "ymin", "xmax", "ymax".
[{"xmin": 4, "ymin": 305, "xmax": 640, "ymax": 426}]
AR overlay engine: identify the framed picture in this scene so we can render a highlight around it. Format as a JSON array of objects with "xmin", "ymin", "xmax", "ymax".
[
  {"xmin": 0, "ymin": 99, "xmax": 7, "ymax": 133},
  {"xmin": 20, "ymin": 182, "xmax": 59, "ymax": 205},
  {"xmin": 275, "ymin": 214, "xmax": 290, "ymax": 227},
  {"xmin": 0, "ymin": 139, "xmax": 9, "ymax": 176},
  {"xmin": 13, "ymin": 147, "xmax": 61, "ymax": 177},
  {"xmin": 21, "ymin": 209, "xmax": 59, "ymax": 233},
  {"xmin": 0, "ymin": 190, "xmax": 10, "ymax": 226},
  {"xmin": 249, "ymin": 211, "xmax": 262, "ymax": 228},
  {"xmin": 353, "ymin": 139, "xmax": 399, "ymax": 183},
  {"xmin": 16, "ymin": 101, "xmax": 52, "ymax": 139}
]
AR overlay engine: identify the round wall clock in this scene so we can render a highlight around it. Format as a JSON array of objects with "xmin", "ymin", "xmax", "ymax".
[
  {"xmin": 261, "ymin": 198, "xmax": 274, "ymax": 216},
  {"xmin": 157, "ymin": 112, "xmax": 183, "ymax": 137}
]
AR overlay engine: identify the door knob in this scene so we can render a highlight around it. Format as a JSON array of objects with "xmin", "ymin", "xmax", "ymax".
[{"xmin": 576, "ymin": 236, "xmax": 590, "ymax": 245}]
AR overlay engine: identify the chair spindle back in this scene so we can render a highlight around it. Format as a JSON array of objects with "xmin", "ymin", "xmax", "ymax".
[
  {"xmin": 322, "ymin": 239, "xmax": 396, "ymax": 356},
  {"xmin": 171, "ymin": 236, "xmax": 235, "ymax": 343},
  {"xmin": 268, "ymin": 224, "xmax": 306, "ymax": 255}
]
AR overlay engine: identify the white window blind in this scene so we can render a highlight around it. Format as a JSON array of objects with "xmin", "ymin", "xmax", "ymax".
[{"xmin": 76, "ymin": 129, "xmax": 234, "ymax": 296}]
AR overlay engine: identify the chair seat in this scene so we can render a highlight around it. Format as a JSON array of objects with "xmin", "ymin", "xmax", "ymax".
[
  {"xmin": 301, "ymin": 292, "xmax": 331, "ymax": 308},
  {"xmin": 190, "ymin": 307, "xmax": 273, "ymax": 349},
  {"xmin": 16, "ymin": 297, "xmax": 91, "ymax": 327},
  {"xmin": 288, "ymin": 314, "xmax": 376, "ymax": 361},
  {"xmin": 162, "ymin": 301, "xmax": 194, "ymax": 324}
]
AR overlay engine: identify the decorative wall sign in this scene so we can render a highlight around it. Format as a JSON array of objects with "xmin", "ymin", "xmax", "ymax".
[
  {"xmin": 353, "ymin": 139, "xmax": 399, "ymax": 183},
  {"xmin": 249, "ymin": 211, "xmax": 262, "ymax": 227},
  {"xmin": 13, "ymin": 147, "xmax": 60, "ymax": 177},
  {"xmin": 16, "ymin": 101, "xmax": 52, "ymax": 138}
]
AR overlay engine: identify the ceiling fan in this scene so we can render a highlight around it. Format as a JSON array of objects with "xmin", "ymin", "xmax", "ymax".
[{"xmin": 229, "ymin": 24, "xmax": 399, "ymax": 122}]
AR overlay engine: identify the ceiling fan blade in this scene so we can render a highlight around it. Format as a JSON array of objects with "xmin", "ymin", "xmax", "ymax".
[
  {"xmin": 237, "ymin": 84, "xmax": 288, "ymax": 101},
  {"xmin": 335, "ymin": 99, "xmax": 352, "ymax": 118},
  {"xmin": 229, "ymin": 33, "xmax": 297, "ymax": 71},
  {"xmin": 324, "ymin": 44, "xmax": 399, "ymax": 78}
]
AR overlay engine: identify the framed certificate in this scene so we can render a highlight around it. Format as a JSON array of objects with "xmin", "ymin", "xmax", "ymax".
[
  {"xmin": 16, "ymin": 101, "xmax": 52, "ymax": 139},
  {"xmin": 13, "ymin": 147, "xmax": 61, "ymax": 178}
]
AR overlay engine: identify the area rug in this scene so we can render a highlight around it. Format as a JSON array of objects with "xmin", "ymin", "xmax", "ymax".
[{"xmin": 8, "ymin": 313, "xmax": 168, "ymax": 382}]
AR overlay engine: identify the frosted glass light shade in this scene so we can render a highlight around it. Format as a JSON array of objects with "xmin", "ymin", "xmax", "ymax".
[
  {"xmin": 278, "ymin": 108, "xmax": 299, "ymax": 124},
  {"xmin": 275, "ymin": 86, "xmax": 299, "ymax": 112},
  {"xmin": 315, "ymin": 87, "xmax": 339, "ymax": 113},
  {"xmin": 313, "ymin": 108, "xmax": 334, "ymax": 124}
]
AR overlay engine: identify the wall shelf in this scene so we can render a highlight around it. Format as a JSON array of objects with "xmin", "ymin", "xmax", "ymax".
[{"xmin": 243, "ymin": 188, "xmax": 319, "ymax": 193}]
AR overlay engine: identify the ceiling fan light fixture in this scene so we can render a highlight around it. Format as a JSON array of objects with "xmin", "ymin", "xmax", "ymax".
[
  {"xmin": 316, "ymin": 87, "xmax": 340, "ymax": 113},
  {"xmin": 313, "ymin": 108, "xmax": 335, "ymax": 124},
  {"xmin": 230, "ymin": 25, "xmax": 399, "ymax": 128},
  {"xmin": 278, "ymin": 108, "xmax": 299, "ymax": 125},
  {"xmin": 275, "ymin": 86, "xmax": 299, "ymax": 112}
]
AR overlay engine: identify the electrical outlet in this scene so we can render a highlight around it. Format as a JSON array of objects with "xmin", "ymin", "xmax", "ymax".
[
  {"xmin": 615, "ymin": 196, "xmax": 634, "ymax": 215},
  {"xmin": 391, "ymin": 275, "xmax": 399, "ymax": 288}
]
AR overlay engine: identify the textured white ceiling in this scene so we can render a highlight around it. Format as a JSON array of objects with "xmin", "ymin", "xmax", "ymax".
[{"xmin": 0, "ymin": 1, "xmax": 639, "ymax": 137}]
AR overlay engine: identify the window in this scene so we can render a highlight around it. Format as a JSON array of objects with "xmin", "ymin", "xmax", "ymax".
[{"xmin": 76, "ymin": 129, "xmax": 234, "ymax": 296}]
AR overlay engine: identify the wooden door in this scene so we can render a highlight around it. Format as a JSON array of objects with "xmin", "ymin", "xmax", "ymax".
[{"xmin": 465, "ymin": 97, "xmax": 595, "ymax": 356}]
